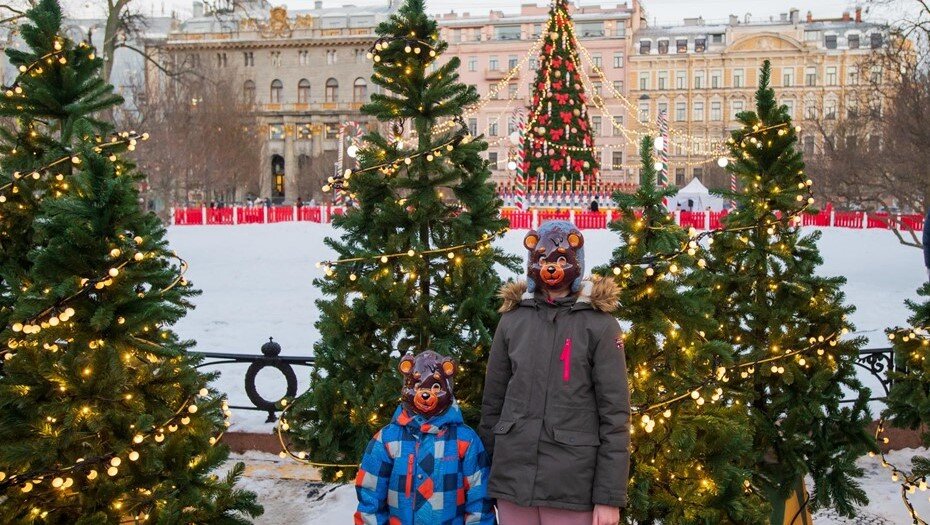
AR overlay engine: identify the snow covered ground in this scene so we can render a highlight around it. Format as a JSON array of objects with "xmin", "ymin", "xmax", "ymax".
[
  {"xmin": 225, "ymin": 448, "xmax": 930, "ymax": 524},
  {"xmin": 166, "ymin": 223, "xmax": 926, "ymax": 432}
]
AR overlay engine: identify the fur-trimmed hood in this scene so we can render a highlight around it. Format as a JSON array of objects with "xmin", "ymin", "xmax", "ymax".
[{"xmin": 498, "ymin": 275, "xmax": 620, "ymax": 314}]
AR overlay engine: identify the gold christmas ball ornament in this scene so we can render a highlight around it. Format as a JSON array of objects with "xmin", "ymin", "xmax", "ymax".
[
  {"xmin": 549, "ymin": 31, "xmax": 559, "ymax": 40},
  {"xmin": 573, "ymin": 109, "xmax": 580, "ymax": 116}
]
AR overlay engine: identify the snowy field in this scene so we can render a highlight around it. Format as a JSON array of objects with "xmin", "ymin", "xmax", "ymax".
[
  {"xmin": 226, "ymin": 448, "xmax": 930, "ymax": 524},
  {"xmin": 167, "ymin": 223, "xmax": 926, "ymax": 432}
]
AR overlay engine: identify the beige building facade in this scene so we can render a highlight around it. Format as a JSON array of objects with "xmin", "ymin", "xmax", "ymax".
[{"xmin": 627, "ymin": 8, "xmax": 887, "ymax": 188}]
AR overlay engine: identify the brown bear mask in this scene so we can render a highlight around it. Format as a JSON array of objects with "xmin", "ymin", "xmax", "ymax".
[{"xmin": 398, "ymin": 350, "xmax": 456, "ymax": 418}]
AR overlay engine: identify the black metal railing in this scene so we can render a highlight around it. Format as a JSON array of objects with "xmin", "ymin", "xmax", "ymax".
[{"xmin": 193, "ymin": 341, "xmax": 896, "ymax": 423}]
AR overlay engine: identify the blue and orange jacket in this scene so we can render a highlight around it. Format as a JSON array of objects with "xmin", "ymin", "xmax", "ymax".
[{"xmin": 354, "ymin": 404, "xmax": 495, "ymax": 525}]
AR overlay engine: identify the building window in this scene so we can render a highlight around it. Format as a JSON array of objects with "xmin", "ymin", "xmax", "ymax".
[
  {"xmin": 695, "ymin": 38, "xmax": 706, "ymax": 52},
  {"xmin": 297, "ymin": 79, "xmax": 310, "ymax": 104},
  {"xmin": 353, "ymin": 78, "xmax": 367, "ymax": 102},
  {"xmin": 508, "ymin": 55, "xmax": 518, "ymax": 69},
  {"xmin": 468, "ymin": 56, "xmax": 477, "ymax": 71},
  {"xmin": 592, "ymin": 116, "xmax": 602, "ymax": 136},
  {"xmin": 710, "ymin": 70, "xmax": 721, "ymax": 88},
  {"xmin": 326, "ymin": 49, "xmax": 338, "ymax": 64},
  {"xmin": 532, "ymin": 24, "xmax": 542, "ymax": 38},
  {"xmin": 848, "ymin": 34, "xmax": 860, "ymax": 49},
  {"xmin": 611, "ymin": 116, "xmax": 623, "ymax": 135},
  {"xmin": 216, "ymin": 52, "xmax": 227, "ymax": 67},
  {"xmin": 271, "ymin": 51, "xmax": 282, "ymax": 67},
  {"xmin": 577, "ymin": 21, "xmax": 604, "ymax": 37},
  {"xmin": 298, "ymin": 50, "xmax": 309, "ymax": 65},
  {"xmin": 529, "ymin": 58, "xmax": 538, "ymax": 70},
  {"xmin": 805, "ymin": 30, "xmax": 820, "ymax": 42},
  {"xmin": 710, "ymin": 100, "xmax": 721, "ymax": 121},
  {"xmin": 495, "ymin": 25, "xmax": 521, "ymax": 40},
  {"xmin": 325, "ymin": 78, "xmax": 339, "ymax": 102},
  {"xmin": 676, "ymin": 39, "xmax": 688, "ymax": 53},
  {"xmin": 675, "ymin": 71, "xmax": 686, "ymax": 89},
  {"xmin": 612, "ymin": 151, "xmax": 623, "ymax": 170},
  {"xmin": 243, "ymin": 51, "xmax": 254, "ymax": 66},
  {"xmin": 639, "ymin": 72, "xmax": 650, "ymax": 90},
  {"xmin": 675, "ymin": 167, "xmax": 685, "ymax": 185},
  {"xmin": 825, "ymin": 34, "xmax": 838, "ymax": 49},
  {"xmin": 712, "ymin": 33, "xmax": 724, "ymax": 43},
  {"xmin": 803, "ymin": 136, "xmax": 815, "ymax": 155},
  {"xmin": 694, "ymin": 72, "xmax": 704, "ymax": 89},
  {"xmin": 783, "ymin": 68, "xmax": 794, "ymax": 87},
  {"xmin": 270, "ymin": 79, "xmax": 283, "ymax": 103},
  {"xmin": 488, "ymin": 151, "xmax": 498, "ymax": 169},
  {"xmin": 593, "ymin": 82, "xmax": 602, "ymax": 96},
  {"xmin": 657, "ymin": 71, "xmax": 667, "ymax": 90},
  {"xmin": 870, "ymin": 32, "xmax": 883, "ymax": 49},
  {"xmin": 658, "ymin": 40, "xmax": 669, "ymax": 54},
  {"xmin": 613, "ymin": 80, "xmax": 623, "ymax": 94},
  {"xmin": 870, "ymin": 65, "xmax": 882, "ymax": 84},
  {"xmin": 693, "ymin": 101, "xmax": 704, "ymax": 121},
  {"xmin": 784, "ymin": 99, "xmax": 795, "ymax": 119},
  {"xmin": 805, "ymin": 66, "xmax": 817, "ymax": 86},
  {"xmin": 468, "ymin": 117, "xmax": 478, "ymax": 136},
  {"xmin": 825, "ymin": 99, "xmax": 837, "ymax": 119},
  {"xmin": 732, "ymin": 100, "xmax": 744, "ymax": 120},
  {"xmin": 826, "ymin": 66, "xmax": 837, "ymax": 86},
  {"xmin": 613, "ymin": 52, "xmax": 624, "ymax": 68},
  {"xmin": 489, "ymin": 56, "xmax": 499, "ymax": 70},
  {"xmin": 675, "ymin": 101, "xmax": 686, "ymax": 121},
  {"xmin": 639, "ymin": 102, "xmax": 649, "ymax": 122},
  {"xmin": 640, "ymin": 40, "xmax": 651, "ymax": 54},
  {"xmin": 589, "ymin": 54, "xmax": 601, "ymax": 69},
  {"xmin": 847, "ymin": 66, "xmax": 859, "ymax": 85},
  {"xmin": 508, "ymin": 83, "xmax": 518, "ymax": 97},
  {"xmin": 657, "ymin": 102, "xmax": 668, "ymax": 115},
  {"xmin": 805, "ymin": 100, "xmax": 817, "ymax": 119},
  {"xmin": 243, "ymin": 80, "xmax": 255, "ymax": 104},
  {"xmin": 488, "ymin": 120, "xmax": 498, "ymax": 136},
  {"xmin": 733, "ymin": 69, "xmax": 744, "ymax": 88},
  {"xmin": 692, "ymin": 167, "xmax": 703, "ymax": 181}
]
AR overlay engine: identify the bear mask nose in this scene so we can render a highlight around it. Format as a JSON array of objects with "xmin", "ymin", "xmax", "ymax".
[
  {"xmin": 547, "ymin": 265, "xmax": 556, "ymax": 273},
  {"xmin": 421, "ymin": 392, "xmax": 431, "ymax": 399}
]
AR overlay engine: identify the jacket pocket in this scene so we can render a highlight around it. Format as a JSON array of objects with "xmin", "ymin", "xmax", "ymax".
[
  {"xmin": 493, "ymin": 420, "xmax": 515, "ymax": 435},
  {"xmin": 552, "ymin": 428, "xmax": 600, "ymax": 447}
]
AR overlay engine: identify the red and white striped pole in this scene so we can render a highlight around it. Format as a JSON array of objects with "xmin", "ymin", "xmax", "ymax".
[{"xmin": 514, "ymin": 111, "xmax": 527, "ymax": 211}]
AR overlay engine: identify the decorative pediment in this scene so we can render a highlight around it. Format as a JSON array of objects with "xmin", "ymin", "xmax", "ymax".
[
  {"xmin": 727, "ymin": 33, "xmax": 804, "ymax": 53},
  {"xmin": 260, "ymin": 6, "xmax": 293, "ymax": 39}
]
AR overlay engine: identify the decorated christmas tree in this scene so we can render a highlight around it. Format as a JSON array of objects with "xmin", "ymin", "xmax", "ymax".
[
  {"xmin": 283, "ymin": 0, "xmax": 518, "ymax": 481},
  {"xmin": 878, "ymin": 282, "xmax": 930, "ymax": 522},
  {"xmin": 0, "ymin": 1, "xmax": 261, "ymax": 521},
  {"xmin": 597, "ymin": 137, "xmax": 766, "ymax": 524},
  {"xmin": 701, "ymin": 61, "xmax": 873, "ymax": 522},
  {"xmin": 521, "ymin": 0, "xmax": 599, "ymax": 190}
]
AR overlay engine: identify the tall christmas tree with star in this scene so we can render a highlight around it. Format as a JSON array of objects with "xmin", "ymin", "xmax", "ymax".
[
  {"xmin": 596, "ymin": 137, "xmax": 767, "ymax": 524},
  {"xmin": 0, "ymin": 0, "xmax": 261, "ymax": 521},
  {"xmin": 283, "ymin": 0, "xmax": 518, "ymax": 481},
  {"xmin": 701, "ymin": 61, "xmax": 873, "ymax": 523},
  {"xmin": 521, "ymin": 0, "xmax": 599, "ymax": 190}
]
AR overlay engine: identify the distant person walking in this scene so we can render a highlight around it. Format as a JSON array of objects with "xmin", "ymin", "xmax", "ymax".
[{"xmin": 589, "ymin": 199, "xmax": 599, "ymax": 213}]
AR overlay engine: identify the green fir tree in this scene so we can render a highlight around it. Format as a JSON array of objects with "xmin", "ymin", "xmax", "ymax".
[
  {"xmin": 285, "ymin": 0, "xmax": 518, "ymax": 481},
  {"xmin": 701, "ymin": 60, "xmax": 873, "ymax": 522},
  {"xmin": 0, "ymin": 1, "xmax": 261, "ymax": 522},
  {"xmin": 596, "ymin": 137, "xmax": 766, "ymax": 524}
]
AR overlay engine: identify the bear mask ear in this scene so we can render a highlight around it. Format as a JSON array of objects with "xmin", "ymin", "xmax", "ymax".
[
  {"xmin": 441, "ymin": 359, "xmax": 456, "ymax": 378},
  {"xmin": 567, "ymin": 231, "xmax": 584, "ymax": 249},
  {"xmin": 524, "ymin": 231, "xmax": 540, "ymax": 251},
  {"xmin": 398, "ymin": 353, "xmax": 415, "ymax": 375}
]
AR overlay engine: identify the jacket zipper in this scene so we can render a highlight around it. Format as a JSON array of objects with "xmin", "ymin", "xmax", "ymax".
[
  {"xmin": 405, "ymin": 451, "xmax": 414, "ymax": 499},
  {"xmin": 560, "ymin": 338, "xmax": 572, "ymax": 382}
]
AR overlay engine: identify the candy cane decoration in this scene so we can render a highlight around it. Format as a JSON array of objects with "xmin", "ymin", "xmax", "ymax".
[{"xmin": 514, "ymin": 111, "xmax": 527, "ymax": 211}]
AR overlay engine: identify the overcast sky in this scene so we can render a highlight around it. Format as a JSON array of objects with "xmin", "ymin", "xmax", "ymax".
[{"xmin": 62, "ymin": 0, "xmax": 911, "ymax": 26}]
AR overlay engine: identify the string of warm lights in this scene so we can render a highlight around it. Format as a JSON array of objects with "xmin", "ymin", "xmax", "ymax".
[
  {"xmin": 0, "ymin": 388, "xmax": 229, "ymax": 493},
  {"xmin": 1, "ymin": 39, "xmax": 75, "ymax": 94},
  {"xmin": 274, "ymin": 399, "xmax": 360, "ymax": 473},
  {"xmin": 322, "ymin": 117, "xmax": 470, "ymax": 194},
  {"xmin": 870, "ymin": 416, "xmax": 929, "ymax": 525},
  {"xmin": 0, "ymin": 132, "xmax": 148, "ymax": 202}
]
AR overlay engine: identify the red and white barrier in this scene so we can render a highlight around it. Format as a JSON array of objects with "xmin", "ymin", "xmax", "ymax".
[{"xmin": 170, "ymin": 205, "xmax": 925, "ymax": 233}]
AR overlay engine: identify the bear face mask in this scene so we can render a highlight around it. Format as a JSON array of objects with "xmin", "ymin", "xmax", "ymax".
[
  {"xmin": 524, "ymin": 220, "xmax": 585, "ymax": 295},
  {"xmin": 398, "ymin": 350, "xmax": 456, "ymax": 418}
]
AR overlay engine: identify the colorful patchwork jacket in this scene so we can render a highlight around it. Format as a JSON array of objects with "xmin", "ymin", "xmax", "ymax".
[{"xmin": 354, "ymin": 404, "xmax": 495, "ymax": 525}]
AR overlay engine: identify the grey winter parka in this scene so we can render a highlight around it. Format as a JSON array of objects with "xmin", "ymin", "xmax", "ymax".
[{"xmin": 478, "ymin": 276, "xmax": 631, "ymax": 511}]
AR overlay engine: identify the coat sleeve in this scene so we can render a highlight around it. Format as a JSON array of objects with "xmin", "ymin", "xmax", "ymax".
[
  {"xmin": 591, "ymin": 320, "xmax": 631, "ymax": 508},
  {"xmin": 462, "ymin": 433, "xmax": 496, "ymax": 525},
  {"xmin": 479, "ymin": 320, "xmax": 512, "ymax": 460},
  {"xmin": 354, "ymin": 430, "xmax": 393, "ymax": 525}
]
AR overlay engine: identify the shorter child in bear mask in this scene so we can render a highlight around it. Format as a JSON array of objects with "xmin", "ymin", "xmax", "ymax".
[{"xmin": 355, "ymin": 350, "xmax": 495, "ymax": 525}]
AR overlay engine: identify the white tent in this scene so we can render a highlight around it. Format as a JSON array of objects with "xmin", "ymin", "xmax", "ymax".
[{"xmin": 672, "ymin": 178, "xmax": 725, "ymax": 212}]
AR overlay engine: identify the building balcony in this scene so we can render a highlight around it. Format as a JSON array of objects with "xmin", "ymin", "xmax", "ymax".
[
  {"xmin": 256, "ymin": 102, "xmax": 367, "ymax": 114},
  {"xmin": 485, "ymin": 68, "xmax": 508, "ymax": 80}
]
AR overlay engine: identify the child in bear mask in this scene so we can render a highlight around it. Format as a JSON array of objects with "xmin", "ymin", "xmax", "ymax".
[{"xmin": 355, "ymin": 350, "xmax": 494, "ymax": 525}]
